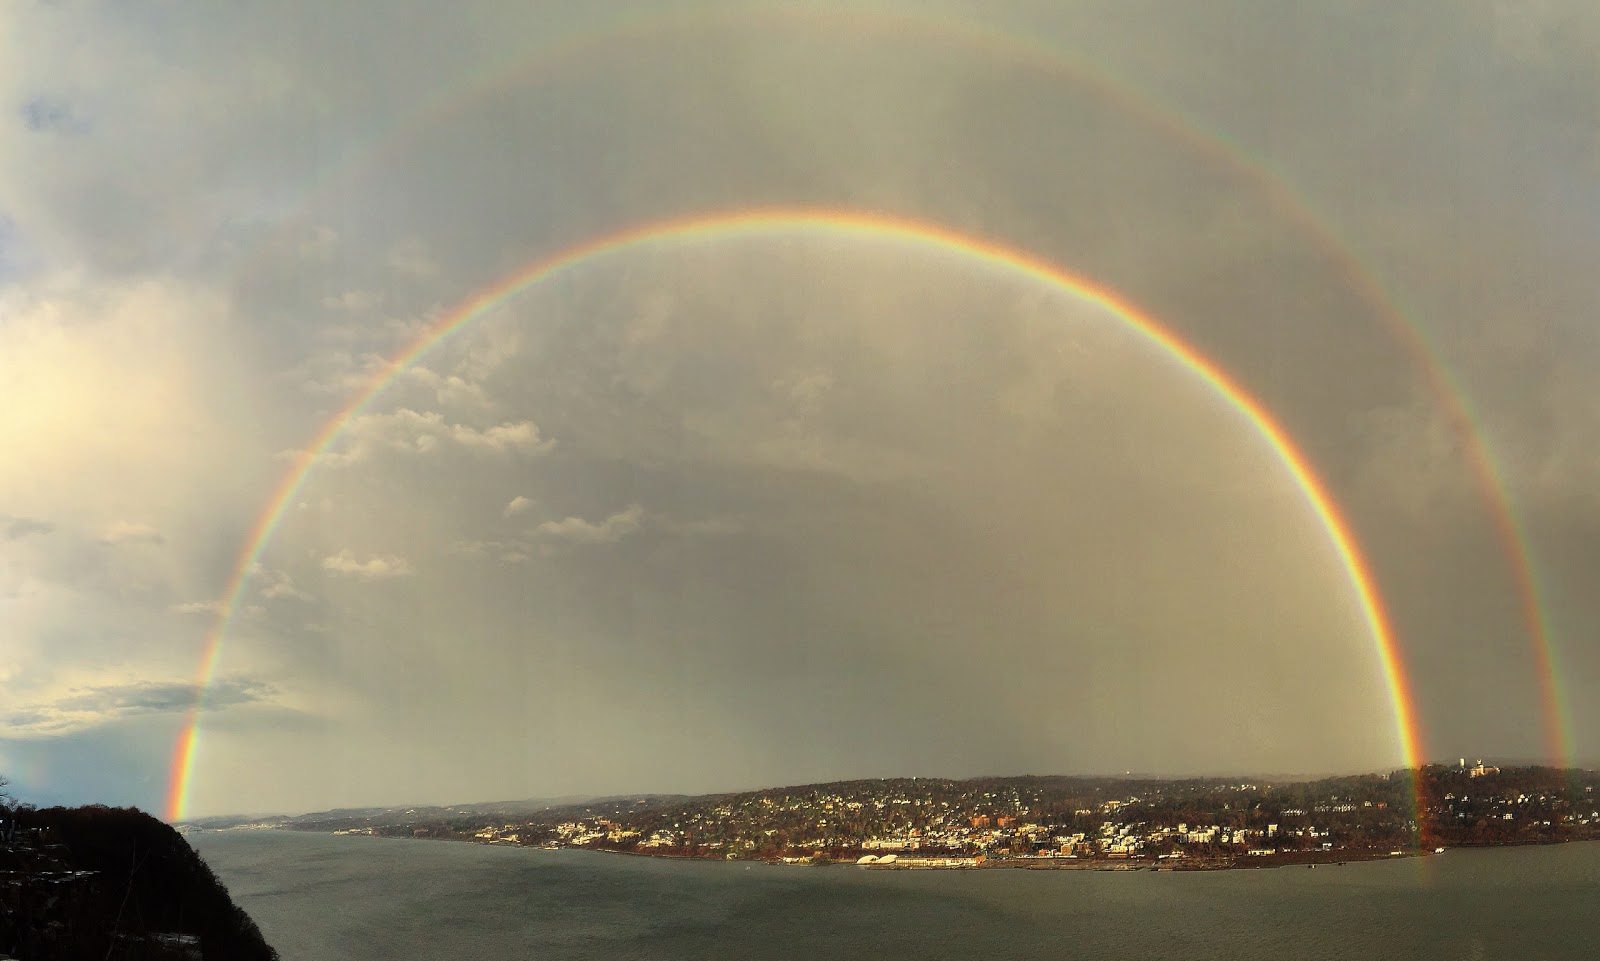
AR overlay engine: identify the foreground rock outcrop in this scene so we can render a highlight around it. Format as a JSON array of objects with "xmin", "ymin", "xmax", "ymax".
[{"xmin": 0, "ymin": 804, "xmax": 276, "ymax": 960}]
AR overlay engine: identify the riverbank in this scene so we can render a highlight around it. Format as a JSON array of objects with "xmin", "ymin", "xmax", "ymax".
[
  {"xmin": 1015, "ymin": 848, "xmax": 1433, "ymax": 871},
  {"xmin": 277, "ymin": 827, "xmax": 1442, "ymax": 873},
  {"xmin": 856, "ymin": 846, "xmax": 1436, "ymax": 872}
]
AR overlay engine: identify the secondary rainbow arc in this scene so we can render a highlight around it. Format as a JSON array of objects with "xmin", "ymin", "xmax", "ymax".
[
  {"xmin": 237, "ymin": 2, "xmax": 1565, "ymax": 766},
  {"xmin": 167, "ymin": 208, "xmax": 1426, "ymax": 823}
]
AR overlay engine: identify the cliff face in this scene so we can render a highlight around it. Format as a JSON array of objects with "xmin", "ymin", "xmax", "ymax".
[{"xmin": 0, "ymin": 805, "xmax": 277, "ymax": 961}]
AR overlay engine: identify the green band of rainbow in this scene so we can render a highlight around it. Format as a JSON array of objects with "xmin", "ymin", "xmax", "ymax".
[{"xmin": 167, "ymin": 208, "xmax": 1425, "ymax": 822}]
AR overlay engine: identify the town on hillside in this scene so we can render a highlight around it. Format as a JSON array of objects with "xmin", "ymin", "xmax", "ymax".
[{"xmin": 242, "ymin": 763, "xmax": 1600, "ymax": 871}]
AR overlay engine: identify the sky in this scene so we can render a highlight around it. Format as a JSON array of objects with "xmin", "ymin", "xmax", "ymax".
[{"xmin": 2, "ymin": 0, "xmax": 1598, "ymax": 819}]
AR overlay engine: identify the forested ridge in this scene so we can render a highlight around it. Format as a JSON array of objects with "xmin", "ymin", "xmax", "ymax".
[{"xmin": 1, "ymin": 794, "xmax": 276, "ymax": 961}]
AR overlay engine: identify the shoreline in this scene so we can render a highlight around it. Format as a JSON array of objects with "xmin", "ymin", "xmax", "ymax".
[{"xmin": 276, "ymin": 829, "xmax": 1448, "ymax": 872}]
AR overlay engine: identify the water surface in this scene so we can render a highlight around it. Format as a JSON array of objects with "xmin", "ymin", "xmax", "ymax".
[{"xmin": 195, "ymin": 831, "xmax": 1600, "ymax": 960}]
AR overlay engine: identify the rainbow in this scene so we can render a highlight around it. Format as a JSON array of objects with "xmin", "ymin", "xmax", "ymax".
[
  {"xmin": 167, "ymin": 208, "xmax": 1426, "ymax": 822},
  {"xmin": 236, "ymin": 2, "xmax": 1567, "ymax": 765}
]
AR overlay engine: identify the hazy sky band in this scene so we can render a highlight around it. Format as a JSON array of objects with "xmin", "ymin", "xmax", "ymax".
[
  {"xmin": 225, "ymin": 1, "xmax": 1565, "ymax": 767},
  {"xmin": 166, "ymin": 208, "xmax": 1427, "ymax": 823}
]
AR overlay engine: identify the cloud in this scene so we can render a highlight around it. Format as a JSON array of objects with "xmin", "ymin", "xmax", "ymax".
[
  {"xmin": 503, "ymin": 495, "xmax": 534, "ymax": 517},
  {"xmin": 406, "ymin": 366, "xmax": 490, "ymax": 407},
  {"xmin": 298, "ymin": 225, "xmax": 339, "ymax": 260},
  {"xmin": 321, "ymin": 549, "xmax": 416, "ymax": 579},
  {"xmin": 449, "ymin": 420, "xmax": 552, "ymax": 453},
  {"xmin": 388, "ymin": 237, "xmax": 438, "ymax": 278},
  {"xmin": 19, "ymin": 97, "xmax": 85, "ymax": 135},
  {"xmin": 438, "ymin": 377, "xmax": 489, "ymax": 408},
  {"xmin": 316, "ymin": 408, "xmax": 552, "ymax": 466},
  {"xmin": 99, "ymin": 520, "xmax": 164, "ymax": 545},
  {"xmin": 58, "ymin": 680, "xmax": 263, "ymax": 715},
  {"xmin": 320, "ymin": 289, "xmax": 382, "ymax": 312},
  {"xmin": 457, "ymin": 327, "xmax": 524, "ymax": 381},
  {"xmin": 316, "ymin": 408, "xmax": 445, "ymax": 465},
  {"xmin": 260, "ymin": 572, "xmax": 311, "ymax": 601},
  {"xmin": 777, "ymin": 370, "xmax": 834, "ymax": 415},
  {"xmin": 652, "ymin": 514, "xmax": 746, "ymax": 537},
  {"xmin": 1, "ymin": 514, "xmax": 54, "ymax": 540},
  {"xmin": 172, "ymin": 597, "xmax": 279, "ymax": 617},
  {"xmin": 246, "ymin": 562, "xmax": 312, "ymax": 601},
  {"xmin": 536, "ymin": 504, "xmax": 645, "ymax": 545},
  {"xmin": 3, "ymin": 677, "xmax": 274, "ymax": 736},
  {"xmin": 284, "ymin": 349, "xmax": 389, "ymax": 396},
  {"xmin": 447, "ymin": 538, "xmax": 531, "ymax": 563}
]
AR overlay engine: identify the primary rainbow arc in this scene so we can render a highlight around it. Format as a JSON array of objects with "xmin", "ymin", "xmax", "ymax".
[{"xmin": 168, "ymin": 207, "xmax": 1426, "ymax": 823}]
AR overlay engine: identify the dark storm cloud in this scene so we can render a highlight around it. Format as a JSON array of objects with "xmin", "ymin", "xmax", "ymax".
[
  {"xmin": 1, "ymin": 680, "xmax": 277, "ymax": 740},
  {"xmin": 51, "ymin": 678, "xmax": 273, "ymax": 718}
]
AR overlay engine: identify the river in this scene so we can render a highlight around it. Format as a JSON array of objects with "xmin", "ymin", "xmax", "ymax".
[{"xmin": 193, "ymin": 831, "xmax": 1600, "ymax": 960}]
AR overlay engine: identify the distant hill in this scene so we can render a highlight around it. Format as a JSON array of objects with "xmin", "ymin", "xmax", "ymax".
[
  {"xmin": 265, "ymin": 766, "xmax": 1600, "ymax": 867},
  {"xmin": 178, "ymin": 794, "xmax": 602, "ymax": 833},
  {"xmin": 0, "ymin": 804, "xmax": 277, "ymax": 960}
]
